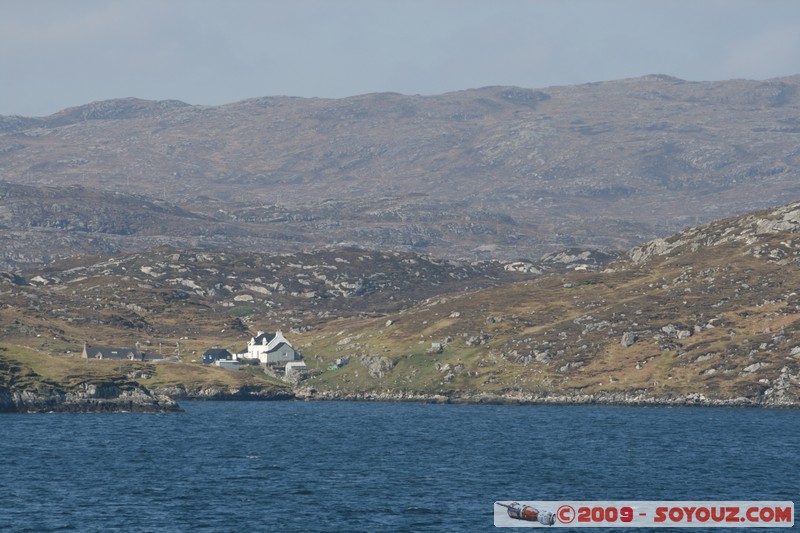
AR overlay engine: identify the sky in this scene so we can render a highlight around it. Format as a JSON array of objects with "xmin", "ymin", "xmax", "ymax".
[{"xmin": 2, "ymin": 0, "xmax": 800, "ymax": 117}]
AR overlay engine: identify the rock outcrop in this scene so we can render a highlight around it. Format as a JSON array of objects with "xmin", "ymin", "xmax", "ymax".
[
  {"xmin": 153, "ymin": 384, "xmax": 294, "ymax": 401},
  {"xmin": 0, "ymin": 382, "xmax": 181, "ymax": 413},
  {"xmin": 629, "ymin": 201, "xmax": 800, "ymax": 264}
]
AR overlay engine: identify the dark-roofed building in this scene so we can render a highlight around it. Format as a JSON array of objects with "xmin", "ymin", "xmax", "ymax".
[
  {"xmin": 203, "ymin": 348, "xmax": 233, "ymax": 364},
  {"xmin": 82, "ymin": 343, "xmax": 143, "ymax": 361}
]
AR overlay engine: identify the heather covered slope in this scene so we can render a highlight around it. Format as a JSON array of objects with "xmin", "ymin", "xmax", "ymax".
[
  {"xmin": 1, "ymin": 202, "xmax": 798, "ymax": 406},
  {"xmin": 0, "ymin": 246, "xmax": 547, "ymax": 370},
  {"xmin": 295, "ymin": 201, "xmax": 800, "ymax": 406}
]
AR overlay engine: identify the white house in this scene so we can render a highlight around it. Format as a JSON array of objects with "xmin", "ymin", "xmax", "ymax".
[{"xmin": 245, "ymin": 330, "xmax": 300, "ymax": 365}]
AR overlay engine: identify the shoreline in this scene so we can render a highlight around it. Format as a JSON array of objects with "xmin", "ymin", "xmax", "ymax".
[
  {"xmin": 4, "ymin": 385, "xmax": 798, "ymax": 413},
  {"xmin": 292, "ymin": 388, "xmax": 800, "ymax": 409}
]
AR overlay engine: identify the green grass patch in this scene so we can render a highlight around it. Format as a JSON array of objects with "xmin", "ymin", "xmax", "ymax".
[{"xmin": 229, "ymin": 306, "xmax": 256, "ymax": 317}]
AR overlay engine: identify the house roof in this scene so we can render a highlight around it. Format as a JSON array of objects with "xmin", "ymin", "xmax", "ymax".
[
  {"xmin": 252, "ymin": 332, "xmax": 276, "ymax": 345},
  {"xmin": 203, "ymin": 348, "xmax": 232, "ymax": 357},
  {"xmin": 84, "ymin": 344, "xmax": 141, "ymax": 360}
]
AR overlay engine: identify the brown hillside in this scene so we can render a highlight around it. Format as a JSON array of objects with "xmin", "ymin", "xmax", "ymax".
[{"xmin": 295, "ymin": 201, "xmax": 800, "ymax": 406}]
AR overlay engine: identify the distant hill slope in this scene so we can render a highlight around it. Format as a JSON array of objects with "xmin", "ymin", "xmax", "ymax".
[
  {"xmin": 1, "ymin": 202, "xmax": 797, "ymax": 405},
  {"xmin": 0, "ymin": 181, "xmax": 314, "ymax": 269},
  {"xmin": 0, "ymin": 246, "xmax": 549, "ymax": 357},
  {"xmin": 296, "ymin": 201, "xmax": 800, "ymax": 406},
  {"xmin": 2, "ymin": 75, "xmax": 800, "ymax": 261}
]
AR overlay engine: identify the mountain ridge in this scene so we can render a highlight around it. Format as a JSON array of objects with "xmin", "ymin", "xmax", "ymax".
[{"xmin": 2, "ymin": 74, "xmax": 800, "ymax": 264}]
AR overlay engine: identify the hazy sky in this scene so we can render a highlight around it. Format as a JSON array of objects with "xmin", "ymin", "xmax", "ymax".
[{"xmin": 2, "ymin": 0, "xmax": 800, "ymax": 116}]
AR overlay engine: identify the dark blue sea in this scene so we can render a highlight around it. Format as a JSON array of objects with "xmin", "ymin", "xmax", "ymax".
[{"xmin": 0, "ymin": 402, "xmax": 797, "ymax": 532}]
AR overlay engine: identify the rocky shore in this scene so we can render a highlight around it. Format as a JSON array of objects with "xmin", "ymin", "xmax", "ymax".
[
  {"xmin": 295, "ymin": 388, "xmax": 800, "ymax": 408},
  {"xmin": 5, "ymin": 381, "xmax": 796, "ymax": 413},
  {"xmin": 0, "ymin": 382, "xmax": 182, "ymax": 413},
  {"xmin": 153, "ymin": 384, "xmax": 295, "ymax": 402}
]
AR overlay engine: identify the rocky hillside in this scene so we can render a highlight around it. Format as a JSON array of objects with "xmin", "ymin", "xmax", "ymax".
[
  {"xmin": 0, "ymin": 245, "xmax": 547, "ymax": 410},
  {"xmin": 0, "ymin": 246, "xmax": 566, "ymax": 359},
  {"xmin": 293, "ymin": 201, "xmax": 800, "ymax": 406},
  {"xmin": 0, "ymin": 181, "xmax": 223, "ymax": 267},
  {"xmin": 0, "ymin": 202, "xmax": 798, "ymax": 406},
  {"xmin": 2, "ymin": 75, "xmax": 800, "ymax": 263}
]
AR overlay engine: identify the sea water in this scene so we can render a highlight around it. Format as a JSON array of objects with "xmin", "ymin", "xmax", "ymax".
[{"xmin": 0, "ymin": 402, "xmax": 797, "ymax": 532}]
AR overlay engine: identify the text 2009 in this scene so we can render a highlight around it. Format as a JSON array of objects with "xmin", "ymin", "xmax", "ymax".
[{"xmin": 577, "ymin": 506, "xmax": 634, "ymax": 523}]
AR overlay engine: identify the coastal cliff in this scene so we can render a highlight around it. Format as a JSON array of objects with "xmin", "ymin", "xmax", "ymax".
[{"xmin": 0, "ymin": 382, "xmax": 181, "ymax": 413}]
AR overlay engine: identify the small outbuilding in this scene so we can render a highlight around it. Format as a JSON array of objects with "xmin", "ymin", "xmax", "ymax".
[
  {"xmin": 285, "ymin": 361, "xmax": 307, "ymax": 376},
  {"xmin": 215, "ymin": 360, "xmax": 241, "ymax": 371}
]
